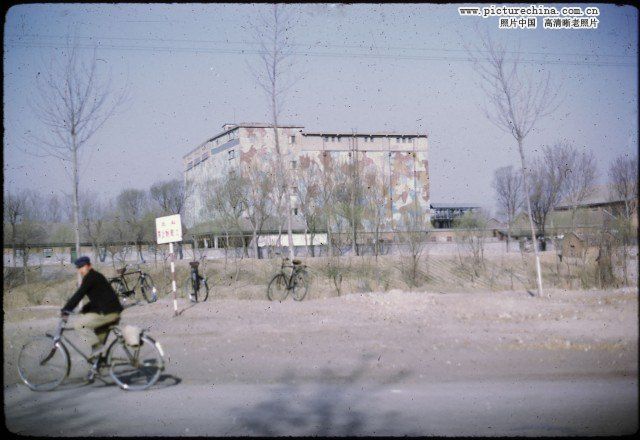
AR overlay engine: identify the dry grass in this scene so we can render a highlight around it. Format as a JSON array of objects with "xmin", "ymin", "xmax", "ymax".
[{"xmin": 2, "ymin": 251, "xmax": 631, "ymax": 309}]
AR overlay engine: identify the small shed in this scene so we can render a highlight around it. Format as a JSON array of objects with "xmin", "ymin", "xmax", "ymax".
[{"xmin": 561, "ymin": 232, "xmax": 587, "ymax": 259}]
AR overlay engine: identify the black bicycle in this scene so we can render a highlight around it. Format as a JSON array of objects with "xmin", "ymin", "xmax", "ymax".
[
  {"xmin": 267, "ymin": 258, "xmax": 310, "ymax": 302},
  {"xmin": 109, "ymin": 264, "xmax": 158, "ymax": 305},
  {"xmin": 17, "ymin": 312, "xmax": 165, "ymax": 391},
  {"xmin": 182, "ymin": 261, "xmax": 209, "ymax": 302}
]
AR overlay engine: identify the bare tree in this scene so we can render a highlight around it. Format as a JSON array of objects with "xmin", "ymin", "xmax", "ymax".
[
  {"xmin": 529, "ymin": 141, "xmax": 574, "ymax": 250},
  {"xmin": 249, "ymin": 4, "xmax": 298, "ymax": 260},
  {"xmin": 396, "ymin": 204, "xmax": 430, "ymax": 288},
  {"xmin": 362, "ymin": 168, "xmax": 389, "ymax": 259},
  {"xmin": 467, "ymin": 31, "xmax": 563, "ymax": 297},
  {"xmin": 294, "ymin": 156, "xmax": 325, "ymax": 257},
  {"xmin": 26, "ymin": 42, "xmax": 127, "ymax": 273},
  {"xmin": 241, "ymin": 161, "xmax": 274, "ymax": 258},
  {"xmin": 562, "ymin": 146, "xmax": 597, "ymax": 230},
  {"xmin": 150, "ymin": 178, "xmax": 193, "ymax": 216},
  {"xmin": 202, "ymin": 171, "xmax": 247, "ymax": 259},
  {"xmin": 608, "ymin": 153, "xmax": 638, "ymax": 285},
  {"xmin": 115, "ymin": 189, "xmax": 149, "ymax": 262},
  {"xmin": 80, "ymin": 192, "xmax": 107, "ymax": 263},
  {"xmin": 150, "ymin": 178, "xmax": 194, "ymax": 259},
  {"xmin": 4, "ymin": 189, "xmax": 28, "ymax": 267},
  {"xmin": 492, "ymin": 165, "xmax": 524, "ymax": 252},
  {"xmin": 609, "ymin": 153, "xmax": 638, "ymax": 221},
  {"xmin": 14, "ymin": 192, "xmax": 47, "ymax": 283}
]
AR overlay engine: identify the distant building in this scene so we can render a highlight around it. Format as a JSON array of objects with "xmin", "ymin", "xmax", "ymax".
[
  {"xmin": 429, "ymin": 203, "xmax": 480, "ymax": 229},
  {"xmin": 183, "ymin": 122, "xmax": 430, "ymax": 233}
]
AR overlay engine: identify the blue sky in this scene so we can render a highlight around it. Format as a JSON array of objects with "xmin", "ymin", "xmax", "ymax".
[{"xmin": 3, "ymin": 3, "xmax": 638, "ymax": 212}]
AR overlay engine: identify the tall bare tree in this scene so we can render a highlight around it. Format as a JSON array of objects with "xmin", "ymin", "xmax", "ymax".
[
  {"xmin": 26, "ymin": 43, "xmax": 127, "ymax": 275},
  {"xmin": 492, "ymin": 165, "xmax": 524, "ymax": 252},
  {"xmin": 249, "ymin": 4, "xmax": 298, "ymax": 260},
  {"xmin": 467, "ymin": 32, "xmax": 562, "ymax": 296}
]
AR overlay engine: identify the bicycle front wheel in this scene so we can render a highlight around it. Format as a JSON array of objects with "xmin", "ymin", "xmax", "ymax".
[
  {"xmin": 267, "ymin": 273, "xmax": 289, "ymax": 302},
  {"xmin": 17, "ymin": 336, "xmax": 70, "ymax": 391},
  {"xmin": 140, "ymin": 274, "xmax": 158, "ymax": 303},
  {"xmin": 108, "ymin": 335, "xmax": 164, "ymax": 391},
  {"xmin": 292, "ymin": 269, "xmax": 310, "ymax": 301},
  {"xmin": 198, "ymin": 278, "xmax": 209, "ymax": 302}
]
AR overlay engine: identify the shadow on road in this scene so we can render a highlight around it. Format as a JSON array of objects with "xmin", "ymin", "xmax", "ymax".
[{"xmin": 230, "ymin": 354, "xmax": 414, "ymax": 436}]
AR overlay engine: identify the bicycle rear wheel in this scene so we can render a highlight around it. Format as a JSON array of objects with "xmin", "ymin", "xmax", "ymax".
[
  {"xmin": 140, "ymin": 274, "xmax": 158, "ymax": 303},
  {"xmin": 17, "ymin": 336, "xmax": 70, "ymax": 391},
  {"xmin": 107, "ymin": 335, "xmax": 164, "ymax": 391},
  {"xmin": 292, "ymin": 268, "xmax": 310, "ymax": 301},
  {"xmin": 267, "ymin": 273, "xmax": 289, "ymax": 302}
]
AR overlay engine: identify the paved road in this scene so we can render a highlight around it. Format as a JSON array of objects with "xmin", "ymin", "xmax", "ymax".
[{"xmin": 5, "ymin": 376, "xmax": 637, "ymax": 436}]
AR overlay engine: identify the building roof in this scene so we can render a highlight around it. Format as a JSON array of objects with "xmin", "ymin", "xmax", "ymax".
[
  {"xmin": 222, "ymin": 122, "xmax": 304, "ymax": 129},
  {"xmin": 302, "ymin": 131, "xmax": 427, "ymax": 138},
  {"xmin": 430, "ymin": 203, "xmax": 480, "ymax": 209},
  {"xmin": 555, "ymin": 184, "xmax": 628, "ymax": 210},
  {"xmin": 184, "ymin": 123, "xmax": 305, "ymax": 159}
]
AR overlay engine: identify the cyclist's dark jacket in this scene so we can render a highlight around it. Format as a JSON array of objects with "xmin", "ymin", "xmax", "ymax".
[{"xmin": 62, "ymin": 269, "xmax": 124, "ymax": 315}]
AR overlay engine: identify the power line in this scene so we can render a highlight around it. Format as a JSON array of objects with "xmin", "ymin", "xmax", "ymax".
[
  {"xmin": 6, "ymin": 33, "xmax": 638, "ymax": 60},
  {"xmin": 4, "ymin": 40, "xmax": 637, "ymax": 67}
]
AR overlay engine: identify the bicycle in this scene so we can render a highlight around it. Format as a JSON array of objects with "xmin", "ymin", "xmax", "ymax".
[
  {"xmin": 109, "ymin": 264, "xmax": 158, "ymax": 305},
  {"xmin": 267, "ymin": 258, "xmax": 310, "ymax": 302},
  {"xmin": 182, "ymin": 261, "xmax": 209, "ymax": 302},
  {"xmin": 17, "ymin": 312, "xmax": 165, "ymax": 391}
]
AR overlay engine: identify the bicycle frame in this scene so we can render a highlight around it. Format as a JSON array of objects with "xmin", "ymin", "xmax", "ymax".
[{"xmin": 279, "ymin": 261, "xmax": 306, "ymax": 291}]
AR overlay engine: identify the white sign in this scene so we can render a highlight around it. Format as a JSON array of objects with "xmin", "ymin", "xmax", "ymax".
[{"xmin": 155, "ymin": 214, "xmax": 183, "ymax": 244}]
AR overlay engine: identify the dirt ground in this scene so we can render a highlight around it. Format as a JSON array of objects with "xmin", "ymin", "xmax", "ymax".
[{"xmin": 3, "ymin": 286, "xmax": 638, "ymax": 436}]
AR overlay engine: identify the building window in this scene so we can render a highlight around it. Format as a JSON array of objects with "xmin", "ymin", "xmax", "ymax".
[
  {"xmin": 323, "ymin": 136, "xmax": 328, "ymax": 142},
  {"xmin": 364, "ymin": 137, "xmax": 369, "ymax": 143},
  {"xmin": 337, "ymin": 136, "xmax": 341, "ymax": 143},
  {"xmin": 228, "ymin": 150, "xmax": 235, "ymax": 160},
  {"xmin": 396, "ymin": 137, "xmax": 401, "ymax": 142},
  {"xmin": 291, "ymin": 160, "xmax": 297, "ymax": 169},
  {"xmin": 291, "ymin": 135, "xmax": 296, "ymax": 144},
  {"xmin": 293, "ymin": 207, "xmax": 299, "ymax": 216}
]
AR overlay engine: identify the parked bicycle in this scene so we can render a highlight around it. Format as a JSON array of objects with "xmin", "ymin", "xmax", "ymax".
[
  {"xmin": 17, "ymin": 312, "xmax": 165, "ymax": 391},
  {"xmin": 267, "ymin": 258, "xmax": 310, "ymax": 302},
  {"xmin": 182, "ymin": 261, "xmax": 209, "ymax": 302},
  {"xmin": 109, "ymin": 264, "xmax": 158, "ymax": 305}
]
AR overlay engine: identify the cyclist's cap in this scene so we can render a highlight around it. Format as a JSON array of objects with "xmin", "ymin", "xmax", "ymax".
[{"xmin": 74, "ymin": 256, "xmax": 91, "ymax": 268}]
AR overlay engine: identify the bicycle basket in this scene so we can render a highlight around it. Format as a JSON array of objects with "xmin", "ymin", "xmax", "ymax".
[{"xmin": 122, "ymin": 325, "xmax": 141, "ymax": 346}]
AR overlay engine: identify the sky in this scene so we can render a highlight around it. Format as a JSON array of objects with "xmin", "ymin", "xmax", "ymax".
[{"xmin": 3, "ymin": 3, "xmax": 638, "ymax": 214}]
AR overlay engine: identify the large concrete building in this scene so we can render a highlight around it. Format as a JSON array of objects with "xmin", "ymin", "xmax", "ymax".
[{"xmin": 183, "ymin": 122, "xmax": 430, "ymax": 232}]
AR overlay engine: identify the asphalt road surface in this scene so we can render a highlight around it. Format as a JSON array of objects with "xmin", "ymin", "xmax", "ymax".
[{"xmin": 5, "ymin": 376, "xmax": 637, "ymax": 436}]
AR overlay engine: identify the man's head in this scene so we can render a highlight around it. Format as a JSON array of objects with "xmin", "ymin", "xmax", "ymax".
[{"xmin": 74, "ymin": 256, "xmax": 92, "ymax": 276}]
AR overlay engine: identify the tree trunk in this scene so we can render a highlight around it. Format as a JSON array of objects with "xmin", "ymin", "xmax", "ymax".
[
  {"xmin": 72, "ymin": 134, "xmax": 82, "ymax": 288},
  {"xmin": 517, "ymin": 138, "xmax": 544, "ymax": 297}
]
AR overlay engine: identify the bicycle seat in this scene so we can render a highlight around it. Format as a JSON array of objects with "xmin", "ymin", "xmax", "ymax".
[
  {"xmin": 189, "ymin": 261, "xmax": 200, "ymax": 268},
  {"xmin": 116, "ymin": 268, "xmax": 126, "ymax": 276},
  {"xmin": 292, "ymin": 259, "xmax": 302, "ymax": 265}
]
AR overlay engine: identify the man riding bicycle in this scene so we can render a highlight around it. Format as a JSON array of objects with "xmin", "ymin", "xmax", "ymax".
[{"xmin": 61, "ymin": 256, "xmax": 124, "ymax": 360}]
